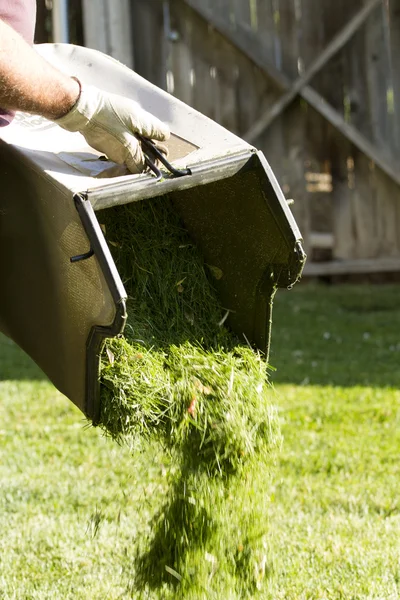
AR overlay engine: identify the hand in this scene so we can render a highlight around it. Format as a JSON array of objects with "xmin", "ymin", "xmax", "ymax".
[{"xmin": 55, "ymin": 81, "xmax": 170, "ymax": 174}]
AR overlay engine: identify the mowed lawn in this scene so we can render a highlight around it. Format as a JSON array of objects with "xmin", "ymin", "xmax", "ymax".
[{"xmin": 1, "ymin": 283, "xmax": 400, "ymax": 599}]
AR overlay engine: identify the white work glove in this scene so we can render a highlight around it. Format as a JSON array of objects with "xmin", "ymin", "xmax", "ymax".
[{"xmin": 55, "ymin": 81, "xmax": 170, "ymax": 174}]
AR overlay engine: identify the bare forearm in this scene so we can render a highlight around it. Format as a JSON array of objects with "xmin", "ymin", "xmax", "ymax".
[
  {"xmin": 0, "ymin": 21, "xmax": 170, "ymax": 173},
  {"xmin": 0, "ymin": 19, "xmax": 80, "ymax": 119}
]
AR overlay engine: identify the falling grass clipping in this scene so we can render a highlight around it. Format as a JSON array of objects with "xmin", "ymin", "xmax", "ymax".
[{"xmin": 97, "ymin": 197, "xmax": 280, "ymax": 597}]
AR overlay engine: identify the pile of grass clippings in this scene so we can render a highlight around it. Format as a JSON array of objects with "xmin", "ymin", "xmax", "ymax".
[{"xmin": 97, "ymin": 197, "xmax": 280, "ymax": 597}]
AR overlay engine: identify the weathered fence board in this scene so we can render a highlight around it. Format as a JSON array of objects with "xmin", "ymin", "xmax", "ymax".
[
  {"xmin": 82, "ymin": 0, "xmax": 134, "ymax": 68},
  {"xmin": 35, "ymin": 0, "xmax": 83, "ymax": 44},
  {"xmin": 345, "ymin": 4, "xmax": 379, "ymax": 260},
  {"xmin": 132, "ymin": 1, "xmax": 166, "ymax": 90},
  {"xmin": 282, "ymin": 101, "xmax": 311, "ymax": 252},
  {"xmin": 389, "ymin": 0, "xmax": 400, "ymax": 153},
  {"xmin": 366, "ymin": 5, "xmax": 395, "ymax": 155},
  {"xmin": 255, "ymin": 0, "xmax": 279, "ymax": 64}
]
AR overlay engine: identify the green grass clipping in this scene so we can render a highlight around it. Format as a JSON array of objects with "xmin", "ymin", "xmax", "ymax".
[{"xmin": 97, "ymin": 197, "xmax": 280, "ymax": 598}]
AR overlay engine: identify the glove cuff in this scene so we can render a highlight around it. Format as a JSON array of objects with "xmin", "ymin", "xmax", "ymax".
[{"xmin": 55, "ymin": 79, "xmax": 98, "ymax": 132}]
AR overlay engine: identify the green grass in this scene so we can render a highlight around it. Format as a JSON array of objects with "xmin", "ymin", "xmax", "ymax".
[{"xmin": 1, "ymin": 283, "xmax": 400, "ymax": 598}]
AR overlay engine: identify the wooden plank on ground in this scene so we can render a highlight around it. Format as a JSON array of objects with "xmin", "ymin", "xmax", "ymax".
[{"xmin": 304, "ymin": 257, "xmax": 400, "ymax": 276}]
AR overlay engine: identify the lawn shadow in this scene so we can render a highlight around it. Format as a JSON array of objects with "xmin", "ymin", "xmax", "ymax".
[{"xmin": 0, "ymin": 333, "xmax": 46, "ymax": 381}]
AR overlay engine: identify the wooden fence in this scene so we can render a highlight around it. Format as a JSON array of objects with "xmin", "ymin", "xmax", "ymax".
[
  {"xmin": 35, "ymin": 0, "xmax": 83, "ymax": 45},
  {"xmin": 52, "ymin": 0, "xmax": 400, "ymax": 275}
]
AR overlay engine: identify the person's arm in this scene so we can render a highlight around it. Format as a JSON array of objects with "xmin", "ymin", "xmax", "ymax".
[
  {"xmin": 0, "ymin": 19, "xmax": 170, "ymax": 173},
  {"xmin": 0, "ymin": 19, "xmax": 80, "ymax": 118}
]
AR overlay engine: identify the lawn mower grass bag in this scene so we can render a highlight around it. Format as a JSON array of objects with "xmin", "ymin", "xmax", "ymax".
[{"xmin": 0, "ymin": 44, "xmax": 305, "ymax": 420}]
